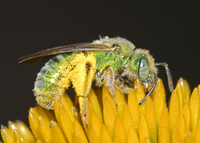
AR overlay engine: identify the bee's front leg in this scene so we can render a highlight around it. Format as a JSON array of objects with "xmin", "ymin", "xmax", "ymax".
[
  {"xmin": 114, "ymin": 73, "xmax": 135, "ymax": 95},
  {"xmin": 117, "ymin": 73, "xmax": 134, "ymax": 88}
]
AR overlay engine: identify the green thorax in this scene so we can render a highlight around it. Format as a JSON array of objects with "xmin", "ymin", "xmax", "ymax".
[
  {"xmin": 92, "ymin": 37, "xmax": 136, "ymax": 74},
  {"xmin": 92, "ymin": 50, "xmax": 125, "ymax": 74}
]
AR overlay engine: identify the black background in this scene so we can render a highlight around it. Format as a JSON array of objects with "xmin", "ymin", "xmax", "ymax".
[{"xmin": 0, "ymin": 1, "xmax": 199, "ymax": 137}]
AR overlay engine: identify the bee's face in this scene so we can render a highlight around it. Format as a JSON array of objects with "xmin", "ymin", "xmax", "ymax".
[
  {"xmin": 131, "ymin": 54, "xmax": 149, "ymax": 81},
  {"xmin": 124, "ymin": 49, "xmax": 158, "ymax": 91}
]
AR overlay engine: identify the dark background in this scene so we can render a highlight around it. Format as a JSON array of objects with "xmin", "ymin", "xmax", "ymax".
[{"xmin": 0, "ymin": 1, "xmax": 199, "ymax": 137}]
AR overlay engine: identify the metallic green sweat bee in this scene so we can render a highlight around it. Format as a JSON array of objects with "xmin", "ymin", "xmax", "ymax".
[{"xmin": 18, "ymin": 37, "xmax": 174, "ymax": 126}]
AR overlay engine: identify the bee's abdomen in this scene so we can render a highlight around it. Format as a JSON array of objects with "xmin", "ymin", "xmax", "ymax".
[
  {"xmin": 33, "ymin": 52, "xmax": 97, "ymax": 110},
  {"xmin": 33, "ymin": 54, "xmax": 70, "ymax": 110}
]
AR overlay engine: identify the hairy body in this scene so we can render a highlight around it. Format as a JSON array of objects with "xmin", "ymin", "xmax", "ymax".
[{"xmin": 19, "ymin": 37, "xmax": 173, "ymax": 127}]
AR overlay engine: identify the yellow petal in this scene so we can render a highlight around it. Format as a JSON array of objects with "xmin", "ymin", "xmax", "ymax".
[
  {"xmin": 49, "ymin": 121, "xmax": 67, "ymax": 143},
  {"xmin": 185, "ymin": 132, "xmax": 194, "ymax": 143},
  {"xmin": 30, "ymin": 107, "xmax": 51, "ymax": 142},
  {"xmin": 35, "ymin": 139, "xmax": 45, "ymax": 143},
  {"xmin": 128, "ymin": 88, "xmax": 139, "ymax": 133},
  {"xmin": 54, "ymin": 98, "xmax": 73, "ymax": 143},
  {"xmin": 139, "ymin": 114, "xmax": 149, "ymax": 142},
  {"xmin": 103, "ymin": 97, "xmax": 115, "ymax": 138},
  {"xmin": 175, "ymin": 82, "xmax": 184, "ymax": 110},
  {"xmin": 190, "ymin": 87, "xmax": 199, "ymax": 133},
  {"xmin": 122, "ymin": 104, "xmax": 134, "ymax": 134},
  {"xmin": 127, "ymin": 126, "xmax": 139, "ymax": 143},
  {"xmin": 142, "ymin": 137, "xmax": 151, "ymax": 143},
  {"xmin": 169, "ymin": 90, "xmax": 180, "ymax": 134},
  {"xmin": 159, "ymin": 106, "xmax": 169, "ymax": 136},
  {"xmin": 115, "ymin": 87, "xmax": 126, "ymax": 118},
  {"xmin": 134, "ymin": 78, "xmax": 145, "ymax": 115},
  {"xmin": 88, "ymin": 128, "xmax": 99, "ymax": 143},
  {"xmin": 176, "ymin": 114, "xmax": 186, "ymax": 142},
  {"xmin": 158, "ymin": 125, "xmax": 170, "ymax": 143},
  {"xmin": 71, "ymin": 105, "xmax": 80, "ymax": 122},
  {"xmin": 113, "ymin": 136, "xmax": 122, "ymax": 143},
  {"xmin": 114, "ymin": 116, "xmax": 126, "ymax": 143},
  {"xmin": 150, "ymin": 78, "xmax": 166, "ymax": 129},
  {"xmin": 171, "ymin": 128, "xmax": 181, "ymax": 143},
  {"xmin": 181, "ymin": 103, "xmax": 191, "ymax": 131},
  {"xmin": 28, "ymin": 108, "xmax": 43, "ymax": 141},
  {"xmin": 88, "ymin": 106, "xmax": 102, "ymax": 137},
  {"xmin": 15, "ymin": 120, "xmax": 36, "ymax": 143},
  {"xmin": 145, "ymin": 96, "xmax": 157, "ymax": 143},
  {"xmin": 1, "ymin": 125, "xmax": 15, "ymax": 143},
  {"xmin": 184, "ymin": 80, "xmax": 191, "ymax": 102},
  {"xmin": 34, "ymin": 106, "xmax": 50, "ymax": 122},
  {"xmin": 102, "ymin": 85, "xmax": 118, "ymax": 115},
  {"xmin": 178, "ymin": 78, "xmax": 190, "ymax": 104},
  {"xmin": 198, "ymin": 85, "xmax": 200, "ymax": 119},
  {"xmin": 64, "ymin": 92, "xmax": 75, "ymax": 107},
  {"xmin": 73, "ymin": 119, "xmax": 88, "ymax": 143},
  {"xmin": 7, "ymin": 121, "xmax": 26, "ymax": 143},
  {"xmin": 198, "ymin": 85, "xmax": 200, "ymax": 95},
  {"xmin": 7, "ymin": 121, "xmax": 18, "ymax": 133},
  {"xmin": 88, "ymin": 88, "xmax": 103, "ymax": 123},
  {"xmin": 38, "ymin": 116, "xmax": 51, "ymax": 142},
  {"xmin": 13, "ymin": 129, "xmax": 29, "ymax": 143},
  {"xmin": 59, "ymin": 92, "xmax": 76, "ymax": 123},
  {"xmin": 194, "ymin": 120, "xmax": 200, "ymax": 143},
  {"xmin": 99, "ymin": 124, "xmax": 112, "ymax": 143},
  {"xmin": 134, "ymin": 78, "xmax": 145, "ymax": 103},
  {"xmin": 43, "ymin": 109, "xmax": 56, "ymax": 121}
]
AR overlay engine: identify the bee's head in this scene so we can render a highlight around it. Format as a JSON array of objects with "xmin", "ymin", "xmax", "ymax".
[
  {"xmin": 129, "ymin": 49, "xmax": 174, "ymax": 105},
  {"xmin": 128, "ymin": 49, "xmax": 158, "ymax": 90}
]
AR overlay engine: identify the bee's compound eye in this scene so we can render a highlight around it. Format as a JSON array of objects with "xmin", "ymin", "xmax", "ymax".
[{"xmin": 139, "ymin": 58, "xmax": 149, "ymax": 81}]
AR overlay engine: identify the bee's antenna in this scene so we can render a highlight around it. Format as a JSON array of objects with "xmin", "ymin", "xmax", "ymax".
[
  {"xmin": 139, "ymin": 62, "xmax": 174, "ymax": 105},
  {"xmin": 139, "ymin": 74, "xmax": 157, "ymax": 105},
  {"xmin": 155, "ymin": 62, "xmax": 174, "ymax": 92}
]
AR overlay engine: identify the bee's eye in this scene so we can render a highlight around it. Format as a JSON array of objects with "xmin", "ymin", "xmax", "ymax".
[{"xmin": 139, "ymin": 58, "xmax": 149, "ymax": 81}]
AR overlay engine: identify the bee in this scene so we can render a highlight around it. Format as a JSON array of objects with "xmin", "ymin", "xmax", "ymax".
[{"xmin": 18, "ymin": 36, "xmax": 174, "ymax": 126}]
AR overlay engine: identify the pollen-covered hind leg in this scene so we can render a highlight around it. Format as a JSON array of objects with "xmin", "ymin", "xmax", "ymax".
[
  {"xmin": 78, "ymin": 96, "xmax": 89, "ymax": 127},
  {"xmin": 68, "ymin": 53, "xmax": 96, "ymax": 128},
  {"xmin": 69, "ymin": 53, "xmax": 96, "ymax": 98},
  {"xmin": 96, "ymin": 66, "xmax": 118, "ymax": 108}
]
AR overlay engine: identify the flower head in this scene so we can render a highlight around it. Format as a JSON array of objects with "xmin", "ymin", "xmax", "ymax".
[{"xmin": 1, "ymin": 78, "xmax": 200, "ymax": 143}]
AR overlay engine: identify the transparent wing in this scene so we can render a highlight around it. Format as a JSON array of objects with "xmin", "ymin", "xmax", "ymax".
[{"xmin": 18, "ymin": 43, "xmax": 113, "ymax": 65}]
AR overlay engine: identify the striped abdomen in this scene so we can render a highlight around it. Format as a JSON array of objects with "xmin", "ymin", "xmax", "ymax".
[{"xmin": 33, "ymin": 52, "xmax": 97, "ymax": 109}]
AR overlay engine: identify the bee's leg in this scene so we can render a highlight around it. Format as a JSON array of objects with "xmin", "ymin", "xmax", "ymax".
[
  {"xmin": 102, "ymin": 66, "xmax": 118, "ymax": 108},
  {"xmin": 117, "ymin": 73, "xmax": 134, "ymax": 88},
  {"xmin": 69, "ymin": 53, "xmax": 96, "ymax": 128},
  {"xmin": 95, "ymin": 72, "xmax": 104, "ymax": 87},
  {"xmin": 114, "ymin": 73, "xmax": 135, "ymax": 94},
  {"xmin": 78, "ymin": 96, "xmax": 89, "ymax": 128},
  {"xmin": 95, "ymin": 66, "xmax": 118, "ymax": 107}
]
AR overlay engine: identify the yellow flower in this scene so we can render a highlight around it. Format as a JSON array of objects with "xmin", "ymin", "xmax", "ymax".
[{"xmin": 1, "ymin": 78, "xmax": 200, "ymax": 143}]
